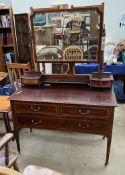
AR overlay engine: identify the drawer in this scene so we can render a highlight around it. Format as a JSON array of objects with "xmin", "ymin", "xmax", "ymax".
[
  {"xmin": 15, "ymin": 115, "xmax": 108, "ymax": 135},
  {"xmin": 13, "ymin": 102, "xmax": 57, "ymax": 115},
  {"xmin": 63, "ymin": 119, "xmax": 108, "ymax": 135},
  {"xmin": 16, "ymin": 115, "xmax": 64, "ymax": 129},
  {"xmin": 61, "ymin": 105, "xmax": 109, "ymax": 119},
  {"xmin": 90, "ymin": 79, "xmax": 112, "ymax": 88}
]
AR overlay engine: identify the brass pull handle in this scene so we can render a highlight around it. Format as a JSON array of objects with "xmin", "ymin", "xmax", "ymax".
[
  {"xmin": 31, "ymin": 119, "xmax": 42, "ymax": 125},
  {"xmin": 31, "ymin": 106, "xmax": 41, "ymax": 112},
  {"xmin": 78, "ymin": 123, "xmax": 90, "ymax": 129},
  {"xmin": 99, "ymin": 82, "xmax": 103, "ymax": 86},
  {"xmin": 79, "ymin": 109, "xmax": 90, "ymax": 115}
]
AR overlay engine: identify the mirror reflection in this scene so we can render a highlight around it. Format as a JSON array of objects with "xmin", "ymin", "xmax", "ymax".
[{"xmin": 33, "ymin": 10, "xmax": 100, "ymax": 62}]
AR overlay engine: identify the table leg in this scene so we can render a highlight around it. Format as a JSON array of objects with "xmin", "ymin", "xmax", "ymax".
[
  {"xmin": 14, "ymin": 128, "xmax": 20, "ymax": 153},
  {"xmin": 105, "ymin": 137, "xmax": 112, "ymax": 166}
]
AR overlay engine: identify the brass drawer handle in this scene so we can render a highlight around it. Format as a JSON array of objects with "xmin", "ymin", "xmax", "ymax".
[
  {"xmin": 99, "ymin": 82, "xmax": 103, "ymax": 86},
  {"xmin": 79, "ymin": 109, "xmax": 90, "ymax": 115},
  {"xmin": 31, "ymin": 106, "xmax": 41, "ymax": 112},
  {"xmin": 78, "ymin": 123, "xmax": 90, "ymax": 129},
  {"xmin": 31, "ymin": 119, "xmax": 42, "ymax": 125}
]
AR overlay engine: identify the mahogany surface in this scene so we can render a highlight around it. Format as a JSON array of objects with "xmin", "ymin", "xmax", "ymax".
[{"xmin": 10, "ymin": 85, "xmax": 117, "ymax": 165}]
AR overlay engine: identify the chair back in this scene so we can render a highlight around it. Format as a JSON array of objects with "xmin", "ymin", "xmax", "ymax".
[
  {"xmin": 63, "ymin": 46, "xmax": 83, "ymax": 61},
  {"xmin": 7, "ymin": 62, "xmax": 31, "ymax": 92}
]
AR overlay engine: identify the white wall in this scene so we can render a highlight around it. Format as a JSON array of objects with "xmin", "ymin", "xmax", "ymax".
[
  {"xmin": 11, "ymin": 0, "xmax": 125, "ymax": 43},
  {"xmin": 0, "ymin": 0, "xmax": 11, "ymax": 5}
]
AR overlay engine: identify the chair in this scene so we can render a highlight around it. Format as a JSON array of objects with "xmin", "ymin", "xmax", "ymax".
[
  {"xmin": 0, "ymin": 165, "xmax": 63, "ymax": 175},
  {"xmin": 0, "ymin": 72, "xmax": 12, "ymax": 134},
  {"xmin": 0, "ymin": 63, "xmax": 31, "ymax": 151},
  {"xmin": 7, "ymin": 62, "xmax": 31, "ymax": 92},
  {"xmin": 0, "ymin": 133, "xmax": 19, "ymax": 171}
]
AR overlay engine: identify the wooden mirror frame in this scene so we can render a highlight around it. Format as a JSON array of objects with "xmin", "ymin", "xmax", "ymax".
[{"xmin": 30, "ymin": 3, "xmax": 104, "ymax": 73}]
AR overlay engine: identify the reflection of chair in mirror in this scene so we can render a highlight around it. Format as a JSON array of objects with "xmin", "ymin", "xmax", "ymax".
[
  {"xmin": 64, "ymin": 16, "xmax": 82, "ymax": 46},
  {"xmin": 37, "ymin": 46, "xmax": 63, "ymax": 73},
  {"xmin": 84, "ymin": 45, "xmax": 98, "ymax": 60},
  {"xmin": 63, "ymin": 46, "xmax": 83, "ymax": 74},
  {"xmin": 34, "ymin": 26, "xmax": 46, "ymax": 46},
  {"xmin": 51, "ymin": 17, "xmax": 64, "ymax": 46},
  {"xmin": 0, "ymin": 133, "xmax": 19, "ymax": 171}
]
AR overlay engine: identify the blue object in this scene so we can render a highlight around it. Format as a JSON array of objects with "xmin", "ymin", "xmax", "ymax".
[
  {"xmin": 75, "ymin": 63, "xmax": 125, "ymax": 75},
  {"xmin": 113, "ymin": 81, "xmax": 125, "ymax": 103},
  {"xmin": 0, "ymin": 84, "xmax": 13, "ymax": 96}
]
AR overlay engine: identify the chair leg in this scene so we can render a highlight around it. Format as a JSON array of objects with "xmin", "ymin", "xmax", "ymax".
[
  {"xmin": 4, "ymin": 113, "xmax": 12, "ymax": 133},
  {"xmin": 3, "ymin": 113, "xmax": 11, "ymax": 133},
  {"xmin": 13, "ymin": 162, "xmax": 19, "ymax": 172}
]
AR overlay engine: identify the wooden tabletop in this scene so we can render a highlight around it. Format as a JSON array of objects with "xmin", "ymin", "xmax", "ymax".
[{"xmin": 10, "ymin": 85, "xmax": 117, "ymax": 107}]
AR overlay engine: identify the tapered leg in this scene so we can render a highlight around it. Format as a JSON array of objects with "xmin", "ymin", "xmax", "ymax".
[
  {"xmin": 14, "ymin": 128, "xmax": 20, "ymax": 153},
  {"xmin": 105, "ymin": 137, "xmax": 111, "ymax": 166}
]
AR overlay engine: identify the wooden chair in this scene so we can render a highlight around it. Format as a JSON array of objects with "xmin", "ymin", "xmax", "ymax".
[
  {"xmin": 0, "ymin": 72, "xmax": 12, "ymax": 134},
  {"xmin": 0, "ymin": 133, "xmax": 19, "ymax": 171},
  {"xmin": 7, "ymin": 62, "xmax": 31, "ymax": 92},
  {"xmin": 63, "ymin": 46, "xmax": 83, "ymax": 74},
  {"xmin": 0, "ymin": 165, "xmax": 63, "ymax": 175},
  {"xmin": 0, "ymin": 63, "xmax": 31, "ymax": 151}
]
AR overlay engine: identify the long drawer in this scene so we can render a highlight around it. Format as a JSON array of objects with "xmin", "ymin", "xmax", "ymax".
[
  {"xmin": 12, "ymin": 102, "xmax": 57, "ymax": 115},
  {"xmin": 15, "ymin": 115, "xmax": 108, "ymax": 135},
  {"xmin": 61, "ymin": 105, "xmax": 110, "ymax": 119}
]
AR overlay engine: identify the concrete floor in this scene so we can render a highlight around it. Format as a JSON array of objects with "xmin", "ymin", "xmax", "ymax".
[{"xmin": 0, "ymin": 104, "xmax": 125, "ymax": 175}]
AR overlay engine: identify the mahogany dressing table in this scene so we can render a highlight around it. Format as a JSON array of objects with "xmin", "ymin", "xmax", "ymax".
[
  {"xmin": 10, "ymin": 84, "xmax": 117, "ymax": 165},
  {"xmin": 10, "ymin": 3, "xmax": 117, "ymax": 165}
]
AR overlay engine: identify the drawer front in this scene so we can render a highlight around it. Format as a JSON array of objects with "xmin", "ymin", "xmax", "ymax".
[
  {"xmin": 16, "ymin": 115, "xmax": 62, "ymax": 129},
  {"xmin": 61, "ymin": 105, "xmax": 109, "ymax": 119},
  {"xmin": 90, "ymin": 80, "xmax": 112, "ymax": 88},
  {"xmin": 13, "ymin": 102, "xmax": 57, "ymax": 115},
  {"xmin": 15, "ymin": 115, "xmax": 108, "ymax": 135},
  {"xmin": 63, "ymin": 119, "xmax": 108, "ymax": 135}
]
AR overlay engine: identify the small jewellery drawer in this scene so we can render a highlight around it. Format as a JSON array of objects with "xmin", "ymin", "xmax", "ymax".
[
  {"xmin": 61, "ymin": 105, "xmax": 109, "ymax": 119},
  {"xmin": 13, "ymin": 102, "xmax": 57, "ymax": 115},
  {"xmin": 90, "ymin": 80, "xmax": 112, "ymax": 88}
]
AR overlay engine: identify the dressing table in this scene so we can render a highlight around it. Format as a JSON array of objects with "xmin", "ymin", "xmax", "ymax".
[{"xmin": 10, "ymin": 3, "xmax": 117, "ymax": 165}]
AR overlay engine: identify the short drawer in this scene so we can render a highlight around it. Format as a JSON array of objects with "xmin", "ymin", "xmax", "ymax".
[
  {"xmin": 61, "ymin": 105, "xmax": 109, "ymax": 119},
  {"xmin": 90, "ymin": 80, "xmax": 112, "ymax": 88},
  {"xmin": 63, "ymin": 119, "xmax": 108, "ymax": 134},
  {"xmin": 13, "ymin": 102, "xmax": 57, "ymax": 115},
  {"xmin": 16, "ymin": 115, "xmax": 64, "ymax": 129}
]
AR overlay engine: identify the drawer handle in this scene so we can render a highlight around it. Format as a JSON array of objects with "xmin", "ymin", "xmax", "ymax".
[
  {"xmin": 99, "ymin": 82, "xmax": 103, "ymax": 86},
  {"xmin": 79, "ymin": 109, "xmax": 90, "ymax": 115},
  {"xmin": 78, "ymin": 123, "xmax": 90, "ymax": 129},
  {"xmin": 31, "ymin": 119, "xmax": 42, "ymax": 125},
  {"xmin": 31, "ymin": 106, "xmax": 41, "ymax": 112}
]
